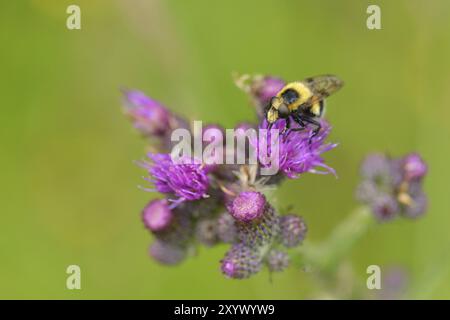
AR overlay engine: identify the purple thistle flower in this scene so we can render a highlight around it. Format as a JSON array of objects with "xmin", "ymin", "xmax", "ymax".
[
  {"xmin": 257, "ymin": 119, "xmax": 337, "ymax": 179},
  {"xmin": 201, "ymin": 124, "xmax": 225, "ymax": 167},
  {"xmin": 396, "ymin": 155, "xmax": 428, "ymax": 218},
  {"xmin": 149, "ymin": 240, "xmax": 187, "ymax": 265},
  {"xmin": 360, "ymin": 153, "xmax": 397, "ymax": 192},
  {"xmin": 140, "ymin": 153, "xmax": 209, "ymax": 205},
  {"xmin": 229, "ymin": 191, "xmax": 266, "ymax": 222},
  {"xmin": 122, "ymin": 90, "xmax": 190, "ymax": 152},
  {"xmin": 252, "ymin": 76, "xmax": 286, "ymax": 106},
  {"xmin": 234, "ymin": 74, "xmax": 286, "ymax": 119},
  {"xmin": 220, "ymin": 243, "xmax": 262, "ymax": 279},
  {"xmin": 266, "ymin": 250, "xmax": 290, "ymax": 272},
  {"xmin": 401, "ymin": 153, "xmax": 427, "ymax": 182},
  {"xmin": 279, "ymin": 215, "xmax": 307, "ymax": 248},
  {"xmin": 402, "ymin": 189, "xmax": 427, "ymax": 219},
  {"xmin": 122, "ymin": 90, "xmax": 173, "ymax": 136},
  {"xmin": 371, "ymin": 194, "xmax": 399, "ymax": 221},
  {"xmin": 357, "ymin": 152, "xmax": 428, "ymax": 221},
  {"xmin": 142, "ymin": 199, "xmax": 173, "ymax": 232},
  {"xmin": 360, "ymin": 153, "xmax": 392, "ymax": 180}
]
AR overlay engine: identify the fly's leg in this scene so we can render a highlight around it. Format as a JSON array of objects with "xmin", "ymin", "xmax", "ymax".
[
  {"xmin": 301, "ymin": 117, "xmax": 322, "ymax": 144},
  {"xmin": 290, "ymin": 114, "xmax": 306, "ymax": 132},
  {"xmin": 282, "ymin": 117, "xmax": 291, "ymax": 134}
]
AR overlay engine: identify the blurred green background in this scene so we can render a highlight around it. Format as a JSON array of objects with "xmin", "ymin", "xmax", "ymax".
[{"xmin": 1, "ymin": 0, "xmax": 450, "ymax": 299}]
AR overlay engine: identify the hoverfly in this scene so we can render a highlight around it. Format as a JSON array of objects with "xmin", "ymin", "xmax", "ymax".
[{"xmin": 265, "ymin": 75, "xmax": 344, "ymax": 140}]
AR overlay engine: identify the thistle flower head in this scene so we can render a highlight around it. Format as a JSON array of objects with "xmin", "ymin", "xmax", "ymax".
[
  {"xmin": 360, "ymin": 153, "xmax": 396, "ymax": 190},
  {"xmin": 195, "ymin": 218, "xmax": 219, "ymax": 247},
  {"xmin": 236, "ymin": 204, "xmax": 279, "ymax": 247},
  {"xmin": 403, "ymin": 191, "xmax": 428, "ymax": 218},
  {"xmin": 257, "ymin": 119, "xmax": 337, "ymax": 179},
  {"xmin": 180, "ymin": 190, "xmax": 222, "ymax": 218},
  {"xmin": 142, "ymin": 199, "xmax": 173, "ymax": 232},
  {"xmin": 357, "ymin": 153, "xmax": 397, "ymax": 206},
  {"xmin": 229, "ymin": 191, "xmax": 266, "ymax": 222},
  {"xmin": 122, "ymin": 90, "xmax": 172, "ymax": 136},
  {"xmin": 141, "ymin": 153, "xmax": 209, "ymax": 204},
  {"xmin": 252, "ymin": 76, "xmax": 286, "ymax": 106},
  {"xmin": 401, "ymin": 153, "xmax": 427, "ymax": 181},
  {"xmin": 151, "ymin": 209, "xmax": 193, "ymax": 245},
  {"xmin": 220, "ymin": 243, "xmax": 261, "ymax": 279},
  {"xmin": 266, "ymin": 249, "xmax": 290, "ymax": 272},
  {"xmin": 279, "ymin": 215, "xmax": 307, "ymax": 248},
  {"xmin": 123, "ymin": 76, "xmax": 348, "ymax": 279},
  {"xmin": 217, "ymin": 212, "xmax": 238, "ymax": 243},
  {"xmin": 201, "ymin": 124, "xmax": 225, "ymax": 167},
  {"xmin": 149, "ymin": 240, "xmax": 187, "ymax": 265},
  {"xmin": 234, "ymin": 74, "xmax": 285, "ymax": 119},
  {"xmin": 357, "ymin": 152, "xmax": 428, "ymax": 221},
  {"xmin": 371, "ymin": 194, "xmax": 399, "ymax": 221}
]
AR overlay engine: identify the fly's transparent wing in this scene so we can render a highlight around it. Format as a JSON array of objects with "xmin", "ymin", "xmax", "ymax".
[{"xmin": 303, "ymin": 75, "xmax": 344, "ymax": 105}]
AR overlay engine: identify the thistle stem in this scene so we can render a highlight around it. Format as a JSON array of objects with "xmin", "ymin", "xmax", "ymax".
[{"xmin": 297, "ymin": 206, "xmax": 374, "ymax": 273}]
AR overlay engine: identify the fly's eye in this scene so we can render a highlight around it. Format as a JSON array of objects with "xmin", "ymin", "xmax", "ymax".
[
  {"xmin": 281, "ymin": 89, "xmax": 299, "ymax": 104},
  {"xmin": 278, "ymin": 104, "xmax": 290, "ymax": 118}
]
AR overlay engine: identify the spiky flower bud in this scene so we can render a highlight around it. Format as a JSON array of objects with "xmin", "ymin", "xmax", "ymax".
[
  {"xmin": 359, "ymin": 153, "xmax": 396, "ymax": 194},
  {"xmin": 371, "ymin": 194, "xmax": 399, "ymax": 221},
  {"xmin": 181, "ymin": 189, "xmax": 223, "ymax": 219},
  {"xmin": 233, "ymin": 74, "xmax": 285, "ymax": 119},
  {"xmin": 149, "ymin": 240, "xmax": 187, "ymax": 265},
  {"xmin": 153, "ymin": 210, "xmax": 193, "ymax": 245},
  {"xmin": 229, "ymin": 191, "xmax": 266, "ymax": 222},
  {"xmin": 357, "ymin": 152, "xmax": 428, "ymax": 221},
  {"xmin": 122, "ymin": 90, "xmax": 173, "ymax": 137},
  {"xmin": 266, "ymin": 249, "xmax": 290, "ymax": 272},
  {"xmin": 217, "ymin": 212, "xmax": 237, "ymax": 243},
  {"xmin": 402, "ymin": 191, "xmax": 428, "ymax": 218},
  {"xmin": 220, "ymin": 243, "xmax": 261, "ymax": 279},
  {"xmin": 279, "ymin": 215, "xmax": 307, "ymax": 248},
  {"xmin": 122, "ymin": 90, "xmax": 189, "ymax": 151},
  {"xmin": 142, "ymin": 199, "xmax": 173, "ymax": 232},
  {"xmin": 402, "ymin": 153, "xmax": 427, "ymax": 181},
  {"xmin": 236, "ymin": 204, "xmax": 279, "ymax": 247},
  {"xmin": 195, "ymin": 218, "xmax": 219, "ymax": 247}
]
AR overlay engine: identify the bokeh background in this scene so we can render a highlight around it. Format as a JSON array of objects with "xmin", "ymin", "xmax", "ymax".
[{"xmin": 1, "ymin": 0, "xmax": 450, "ymax": 299}]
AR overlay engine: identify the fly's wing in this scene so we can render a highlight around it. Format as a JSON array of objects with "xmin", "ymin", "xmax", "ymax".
[{"xmin": 303, "ymin": 75, "xmax": 344, "ymax": 105}]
